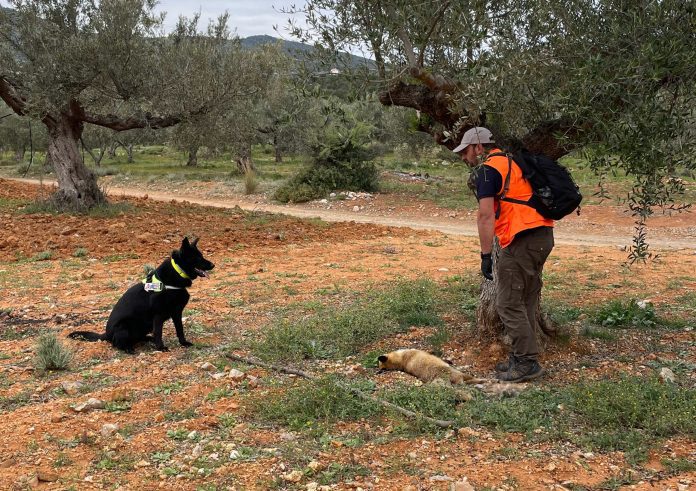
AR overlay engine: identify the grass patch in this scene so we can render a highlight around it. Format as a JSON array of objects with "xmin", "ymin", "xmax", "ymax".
[
  {"xmin": 316, "ymin": 462, "xmax": 371, "ymax": 486},
  {"xmin": 567, "ymin": 376, "xmax": 696, "ymax": 463},
  {"xmin": 661, "ymin": 457, "xmax": 696, "ymax": 474},
  {"xmin": 252, "ymin": 279, "xmax": 442, "ymax": 362},
  {"xmin": 72, "ymin": 247, "xmax": 89, "ymax": 258},
  {"xmin": 251, "ymin": 375, "xmax": 378, "ymax": 430},
  {"xmin": 0, "ymin": 391, "xmax": 32, "ymax": 412},
  {"xmin": 580, "ymin": 326, "xmax": 617, "ymax": 341},
  {"xmin": 252, "ymin": 373, "xmax": 694, "ymax": 463},
  {"xmin": 31, "ymin": 250, "xmax": 53, "ymax": 261}
]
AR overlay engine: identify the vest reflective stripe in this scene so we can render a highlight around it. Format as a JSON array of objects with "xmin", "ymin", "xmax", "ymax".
[{"xmin": 484, "ymin": 150, "xmax": 553, "ymax": 248}]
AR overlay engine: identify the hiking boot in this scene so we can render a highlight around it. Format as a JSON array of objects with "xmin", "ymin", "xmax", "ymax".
[
  {"xmin": 495, "ymin": 353, "xmax": 517, "ymax": 373},
  {"xmin": 496, "ymin": 359, "xmax": 544, "ymax": 383}
]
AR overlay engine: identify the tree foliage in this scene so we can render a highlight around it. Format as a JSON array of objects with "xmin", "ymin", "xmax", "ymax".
[{"xmin": 288, "ymin": 0, "xmax": 696, "ymax": 258}]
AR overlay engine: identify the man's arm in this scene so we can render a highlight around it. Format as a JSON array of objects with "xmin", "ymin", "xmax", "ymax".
[{"xmin": 477, "ymin": 197, "xmax": 495, "ymax": 254}]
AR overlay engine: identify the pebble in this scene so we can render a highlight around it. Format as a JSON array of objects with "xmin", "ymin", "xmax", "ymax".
[
  {"xmin": 228, "ymin": 369, "xmax": 246, "ymax": 381},
  {"xmin": 659, "ymin": 367, "xmax": 676, "ymax": 383},
  {"xmin": 37, "ymin": 470, "xmax": 59, "ymax": 482},
  {"xmin": 71, "ymin": 398, "xmax": 105, "ymax": 413}
]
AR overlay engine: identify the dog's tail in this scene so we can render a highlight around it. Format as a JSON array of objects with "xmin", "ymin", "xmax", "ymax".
[{"xmin": 68, "ymin": 331, "xmax": 104, "ymax": 342}]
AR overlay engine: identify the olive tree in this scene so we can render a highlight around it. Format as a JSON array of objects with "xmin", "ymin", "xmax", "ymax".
[
  {"xmin": 0, "ymin": 0, "xmax": 273, "ymax": 209},
  {"xmin": 168, "ymin": 17, "xmax": 279, "ymax": 169},
  {"xmin": 286, "ymin": 0, "xmax": 696, "ymax": 337}
]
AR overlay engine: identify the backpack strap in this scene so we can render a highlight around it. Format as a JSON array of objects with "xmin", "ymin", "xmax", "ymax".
[{"xmin": 489, "ymin": 152, "xmax": 533, "ymax": 207}]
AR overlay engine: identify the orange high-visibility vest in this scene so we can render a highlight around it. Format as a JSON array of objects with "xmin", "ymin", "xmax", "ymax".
[{"xmin": 484, "ymin": 149, "xmax": 554, "ymax": 248}]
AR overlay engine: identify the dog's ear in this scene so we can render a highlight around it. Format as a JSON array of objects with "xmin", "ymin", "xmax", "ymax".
[
  {"xmin": 191, "ymin": 237, "xmax": 199, "ymax": 247},
  {"xmin": 181, "ymin": 237, "xmax": 191, "ymax": 249},
  {"xmin": 377, "ymin": 355, "xmax": 388, "ymax": 363}
]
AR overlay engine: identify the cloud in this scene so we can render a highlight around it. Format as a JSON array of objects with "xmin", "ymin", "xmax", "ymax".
[{"xmin": 154, "ymin": 0, "xmax": 307, "ymax": 38}]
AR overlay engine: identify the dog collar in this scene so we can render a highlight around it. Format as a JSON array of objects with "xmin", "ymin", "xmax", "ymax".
[
  {"xmin": 142, "ymin": 274, "xmax": 185, "ymax": 292},
  {"xmin": 171, "ymin": 259, "xmax": 191, "ymax": 279}
]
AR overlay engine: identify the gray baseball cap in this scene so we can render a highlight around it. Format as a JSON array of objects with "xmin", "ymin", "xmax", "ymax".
[{"xmin": 452, "ymin": 127, "xmax": 494, "ymax": 153}]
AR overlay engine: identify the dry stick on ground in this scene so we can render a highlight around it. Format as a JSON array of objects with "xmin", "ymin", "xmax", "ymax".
[{"xmin": 226, "ymin": 353, "xmax": 457, "ymax": 429}]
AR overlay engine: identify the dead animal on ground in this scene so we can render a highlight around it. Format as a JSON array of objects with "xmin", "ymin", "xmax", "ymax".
[{"xmin": 377, "ymin": 349, "xmax": 485, "ymax": 385}]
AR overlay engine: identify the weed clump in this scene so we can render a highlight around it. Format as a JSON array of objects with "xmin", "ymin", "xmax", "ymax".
[
  {"xmin": 34, "ymin": 333, "xmax": 73, "ymax": 372},
  {"xmin": 594, "ymin": 298, "xmax": 657, "ymax": 328}
]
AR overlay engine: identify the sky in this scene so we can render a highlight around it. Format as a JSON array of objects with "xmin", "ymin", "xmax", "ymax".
[{"xmin": 153, "ymin": 0, "xmax": 308, "ymax": 39}]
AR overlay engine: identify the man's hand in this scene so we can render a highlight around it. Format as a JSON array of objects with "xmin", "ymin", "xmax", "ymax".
[{"xmin": 480, "ymin": 253, "xmax": 493, "ymax": 280}]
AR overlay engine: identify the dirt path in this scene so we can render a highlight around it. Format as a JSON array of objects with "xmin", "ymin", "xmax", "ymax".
[{"xmin": 10, "ymin": 177, "xmax": 696, "ymax": 250}]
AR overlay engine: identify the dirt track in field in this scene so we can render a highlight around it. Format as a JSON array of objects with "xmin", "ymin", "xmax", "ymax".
[{"xmin": 9, "ymin": 177, "xmax": 696, "ymax": 250}]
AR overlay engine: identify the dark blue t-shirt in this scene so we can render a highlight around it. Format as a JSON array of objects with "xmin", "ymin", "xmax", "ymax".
[{"xmin": 474, "ymin": 165, "xmax": 503, "ymax": 200}]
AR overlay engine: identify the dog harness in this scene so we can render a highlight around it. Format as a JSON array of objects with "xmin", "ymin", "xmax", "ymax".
[{"xmin": 142, "ymin": 259, "xmax": 190, "ymax": 292}]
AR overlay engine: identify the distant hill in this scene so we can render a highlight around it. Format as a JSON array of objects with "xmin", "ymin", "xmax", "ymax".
[{"xmin": 240, "ymin": 34, "xmax": 374, "ymax": 71}]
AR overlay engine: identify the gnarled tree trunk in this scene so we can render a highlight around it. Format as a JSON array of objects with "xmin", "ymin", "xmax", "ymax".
[
  {"xmin": 236, "ymin": 144, "xmax": 255, "ymax": 174},
  {"xmin": 273, "ymin": 135, "xmax": 282, "ymax": 163},
  {"xmin": 107, "ymin": 141, "xmax": 118, "ymax": 158},
  {"xmin": 125, "ymin": 143, "xmax": 134, "ymax": 163},
  {"xmin": 46, "ymin": 114, "xmax": 104, "ymax": 209},
  {"xmin": 186, "ymin": 145, "xmax": 199, "ymax": 167},
  {"xmin": 14, "ymin": 145, "xmax": 25, "ymax": 162}
]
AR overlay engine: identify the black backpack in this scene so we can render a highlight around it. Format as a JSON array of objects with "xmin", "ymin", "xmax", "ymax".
[{"xmin": 491, "ymin": 151, "xmax": 582, "ymax": 220}]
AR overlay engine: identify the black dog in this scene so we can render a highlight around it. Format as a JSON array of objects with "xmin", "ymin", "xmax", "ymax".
[{"xmin": 69, "ymin": 237, "xmax": 214, "ymax": 352}]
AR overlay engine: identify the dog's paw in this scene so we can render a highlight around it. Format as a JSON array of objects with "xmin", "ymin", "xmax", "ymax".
[
  {"xmin": 155, "ymin": 346, "xmax": 170, "ymax": 352},
  {"xmin": 179, "ymin": 340, "xmax": 194, "ymax": 347}
]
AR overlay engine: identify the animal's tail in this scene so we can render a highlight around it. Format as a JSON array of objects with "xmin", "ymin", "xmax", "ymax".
[{"xmin": 68, "ymin": 331, "xmax": 104, "ymax": 342}]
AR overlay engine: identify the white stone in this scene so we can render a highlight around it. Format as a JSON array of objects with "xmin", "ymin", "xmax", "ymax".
[
  {"xmin": 659, "ymin": 367, "xmax": 676, "ymax": 383},
  {"xmin": 192, "ymin": 444, "xmax": 203, "ymax": 458},
  {"xmin": 228, "ymin": 369, "xmax": 246, "ymax": 381},
  {"xmin": 71, "ymin": 398, "xmax": 105, "ymax": 413},
  {"xmin": 282, "ymin": 470, "xmax": 303, "ymax": 482},
  {"xmin": 100, "ymin": 423, "xmax": 119, "ymax": 438}
]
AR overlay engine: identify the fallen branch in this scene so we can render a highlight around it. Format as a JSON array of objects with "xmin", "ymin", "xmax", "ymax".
[{"xmin": 226, "ymin": 353, "xmax": 457, "ymax": 429}]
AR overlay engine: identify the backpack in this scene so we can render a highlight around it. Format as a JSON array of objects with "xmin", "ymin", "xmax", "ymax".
[{"xmin": 491, "ymin": 151, "xmax": 582, "ymax": 220}]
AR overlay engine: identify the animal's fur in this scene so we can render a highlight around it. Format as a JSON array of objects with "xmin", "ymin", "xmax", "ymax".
[
  {"xmin": 377, "ymin": 349, "xmax": 482, "ymax": 385},
  {"xmin": 68, "ymin": 237, "xmax": 214, "ymax": 353}
]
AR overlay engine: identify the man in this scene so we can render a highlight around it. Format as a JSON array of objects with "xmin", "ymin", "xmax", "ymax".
[{"xmin": 453, "ymin": 127, "xmax": 554, "ymax": 382}]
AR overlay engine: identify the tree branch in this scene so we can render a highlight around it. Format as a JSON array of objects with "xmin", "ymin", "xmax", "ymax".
[
  {"xmin": 81, "ymin": 111, "xmax": 181, "ymax": 132},
  {"xmin": 417, "ymin": 0, "xmax": 451, "ymax": 67},
  {"xmin": 383, "ymin": 4, "xmax": 419, "ymax": 68},
  {"xmin": 0, "ymin": 76, "xmax": 27, "ymax": 116}
]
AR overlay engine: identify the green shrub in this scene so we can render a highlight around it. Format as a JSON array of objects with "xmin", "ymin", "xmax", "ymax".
[
  {"xmin": 34, "ymin": 333, "xmax": 73, "ymax": 372},
  {"xmin": 274, "ymin": 124, "xmax": 379, "ymax": 203},
  {"xmin": 73, "ymin": 248, "xmax": 88, "ymax": 258},
  {"xmin": 595, "ymin": 299, "xmax": 657, "ymax": 328}
]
